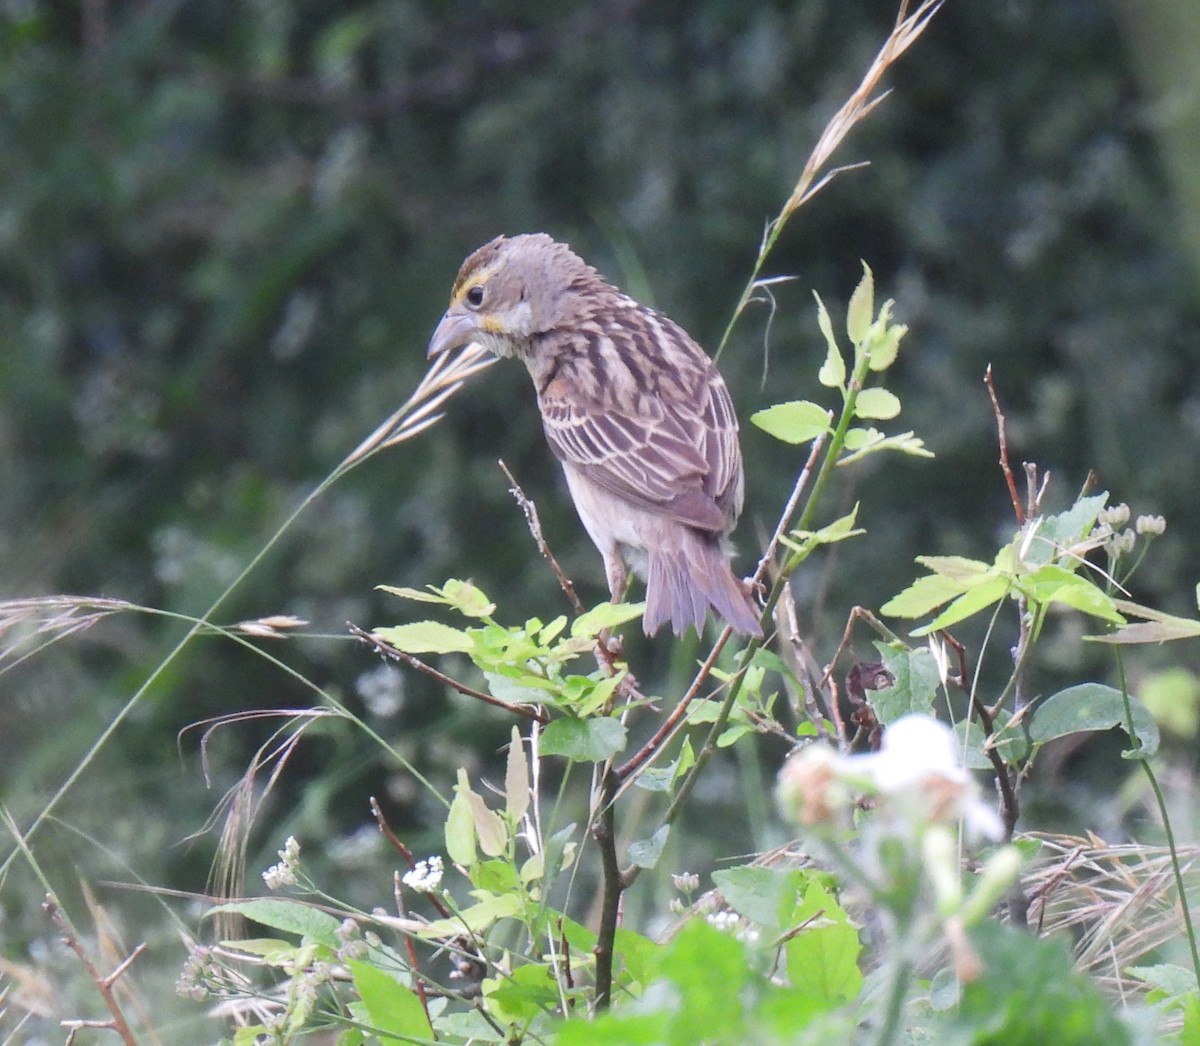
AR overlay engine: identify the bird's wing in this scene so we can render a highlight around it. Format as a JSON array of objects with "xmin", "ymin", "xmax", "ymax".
[{"xmin": 537, "ymin": 359, "xmax": 739, "ymax": 534}]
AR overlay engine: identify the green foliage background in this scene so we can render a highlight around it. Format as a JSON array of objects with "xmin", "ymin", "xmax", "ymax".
[{"xmin": 1, "ymin": 0, "xmax": 1198, "ymax": 1032}]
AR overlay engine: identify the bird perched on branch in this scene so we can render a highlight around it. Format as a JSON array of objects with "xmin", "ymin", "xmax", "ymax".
[{"xmin": 428, "ymin": 233, "xmax": 762, "ymax": 638}]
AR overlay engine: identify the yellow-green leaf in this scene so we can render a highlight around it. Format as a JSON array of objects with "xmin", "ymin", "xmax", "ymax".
[
  {"xmin": 373, "ymin": 621, "xmax": 473, "ymax": 654},
  {"xmin": 505, "ymin": 726, "xmax": 530, "ymax": 822},
  {"xmin": 854, "ymin": 387, "xmax": 901, "ymax": 420},
  {"xmin": 751, "ymin": 400, "xmax": 832, "ymax": 444},
  {"xmin": 846, "ymin": 262, "xmax": 875, "ymax": 345},
  {"xmin": 814, "ymin": 292, "xmax": 846, "ymax": 389}
]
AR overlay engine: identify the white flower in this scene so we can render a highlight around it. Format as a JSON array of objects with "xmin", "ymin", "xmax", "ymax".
[
  {"xmin": 853, "ymin": 715, "xmax": 1004, "ymax": 842},
  {"xmin": 402, "ymin": 856, "xmax": 444, "ymax": 893},
  {"xmin": 262, "ymin": 836, "xmax": 300, "ymax": 889},
  {"xmin": 776, "ymin": 715, "xmax": 1004, "ymax": 843}
]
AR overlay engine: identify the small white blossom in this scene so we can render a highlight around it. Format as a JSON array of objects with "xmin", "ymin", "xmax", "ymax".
[
  {"xmin": 706, "ymin": 909, "xmax": 740, "ymax": 932},
  {"xmin": 401, "ymin": 855, "xmax": 444, "ymax": 893},
  {"xmin": 671, "ymin": 872, "xmax": 700, "ymax": 894},
  {"xmin": 1136, "ymin": 514, "xmax": 1166, "ymax": 536},
  {"xmin": 1098, "ymin": 503, "xmax": 1130, "ymax": 528},
  {"xmin": 262, "ymin": 836, "xmax": 300, "ymax": 889}
]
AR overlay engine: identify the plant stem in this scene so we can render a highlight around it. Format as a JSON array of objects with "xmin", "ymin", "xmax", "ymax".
[
  {"xmin": 873, "ymin": 956, "xmax": 913, "ymax": 1046},
  {"xmin": 592, "ymin": 767, "xmax": 623, "ymax": 1010},
  {"xmin": 1113, "ymin": 649, "xmax": 1200, "ymax": 985}
]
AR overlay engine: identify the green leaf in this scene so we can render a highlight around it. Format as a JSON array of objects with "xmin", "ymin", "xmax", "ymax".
[
  {"xmin": 713, "ymin": 866, "xmax": 804, "ymax": 932},
  {"xmin": 485, "ymin": 962, "xmax": 561, "ymax": 1024},
  {"xmin": 881, "ymin": 571, "xmax": 980, "ymax": 619},
  {"xmin": 846, "ymin": 263, "xmax": 875, "ymax": 345},
  {"xmin": 659, "ymin": 920, "xmax": 749, "ymax": 1040},
  {"xmin": 1028, "ymin": 683, "xmax": 1159, "ymax": 756},
  {"xmin": 838, "ymin": 429, "xmax": 932, "ymax": 465},
  {"xmin": 871, "ymin": 643, "xmax": 941, "ymax": 723},
  {"xmin": 571, "ymin": 601, "xmax": 645, "ymax": 637},
  {"xmin": 348, "ymin": 960, "xmax": 432, "ymax": 1044},
  {"xmin": 1036, "ymin": 492, "xmax": 1110, "ymax": 553},
  {"xmin": 440, "ymin": 578, "xmax": 496, "ymax": 618},
  {"xmin": 1025, "ymin": 567, "xmax": 1124, "ymax": 623},
  {"xmin": 205, "ymin": 899, "xmax": 341, "ymax": 949},
  {"xmin": 445, "ymin": 784, "xmax": 476, "ymax": 866},
  {"xmin": 372, "ymin": 621, "xmax": 473, "ymax": 654},
  {"xmin": 867, "ymin": 315, "xmax": 906, "ymax": 372},
  {"xmin": 626, "ymin": 825, "xmax": 670, "ymax": 869},
  {"xmin": 853, "ymin": 387, "xmax": 900, "ymax": 421},
  {"xmin": 911, "ymin": 575, "xmax": 1012, "ymax": 635},
  {"xmin": 418, "ymin": 891, "xmax": 522, "ymax": 938},
  {"xmin": 814, "ymin": 292, "xmax": 845, "ymax": 389},
  {"xmin": 464, "ymin": 786, "xmax": 508, "ymax": 858},
  {"xmin": 540, "ymin": 716, "xmax": 627, "ymax": 761},
  {"xmin": 954, "ymin": 921, "xmax": 1131, "ymax": 1045},
  {"xmin": 505, "ymin": 725, "xmax": 530, "ymax": 821},
  {"xmin": 1090, "ymin": 599, "xmax": 1200, "ymax": 645},
  {"xmin": 785, "ymin": 882, "xmax": 863, "ymax": 1007},
  {"xmin": 751, "ymin": 400, "xmax": 831, "ymax": 444}
]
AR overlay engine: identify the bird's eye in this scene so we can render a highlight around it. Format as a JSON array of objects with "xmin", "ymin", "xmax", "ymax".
[{"xmin": 466, "ymin": 285, "xmax": 485, "ymax": 308}]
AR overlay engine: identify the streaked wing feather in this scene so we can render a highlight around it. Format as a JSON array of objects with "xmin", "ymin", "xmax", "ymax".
[{"xmin": 541, "ymin": 396, "xmax": 728, "ymax": 533}]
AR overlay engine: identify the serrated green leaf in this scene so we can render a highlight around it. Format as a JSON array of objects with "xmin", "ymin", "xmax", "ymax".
[
  {"xmin": 853, "ymin": 387, "xmax": 901, "ymax": 420},
  {"xmin": 1025, "ymin": 567, "xmax": 1124, "ymax": 623},
  {"xmin": 751, "ymin": 400, "xmax": 831, "ymax": 444},
  {"xmin": 349, "ymin": 960, "xmax": 432, "ymax": 1044},
  {"xmin": 376, "ymin": 584, "xmax": 444, "ymax": 604},
  {"xmin": 440, "ymin": 578, "xmax": 496, "ymax": 618},
  {"xmin": 571, "ymin": 601, "xmax": 645, "ymax": 637},
  {"xmin": 846, "ymin": 263, "xmax": 874, "ymax": 345},
  {"xmin": 372, "ymin": 621, "xmax": 473, "ymax": 654},
  {"xmin": 1028, "ymin": 683, "xmax": 1159, "ymax": 756},
  {"xmin": 540, "ymin": 716, "xmax": 627, "ymax": 761},
  {"xmin": 910, "ymin": 576, "xmax": 1012, "ymax": 635},
  {"xmin": 626, "ymin": 825, "xmax": 669, "ymax": 869},
  {"xmin": 881, "ymin": 573, "xmax": 975, "ymax": 618},
  {"xmin": 205, "ymin": 899, "xmax": 342, "ymax": 949}
]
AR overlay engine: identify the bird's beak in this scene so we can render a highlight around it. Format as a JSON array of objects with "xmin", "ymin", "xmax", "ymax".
[{"xmin": 427, "ymin": 311, "xmax": 478, "ymax": 359}]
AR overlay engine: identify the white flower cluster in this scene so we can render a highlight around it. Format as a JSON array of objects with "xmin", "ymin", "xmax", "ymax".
[
  {"xmin": 401, "ymin": 855, "xmax": 444, "ymax": 893},
  {"xmin": 262, "ymin": 835, "xmax": 301, "ymax": 890},
  {"xmin": 777, "ymin": 714, "xmax": 1004, "ymax": 842}
]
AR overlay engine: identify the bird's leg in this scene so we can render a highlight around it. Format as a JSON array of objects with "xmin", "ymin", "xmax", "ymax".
[{"xmin": 594, "ymin": 552, "xmax": 629, "ymax": 673}]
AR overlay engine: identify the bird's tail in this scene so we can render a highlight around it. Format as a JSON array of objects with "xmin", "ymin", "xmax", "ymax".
[{"xmin": 644, "ymin": 535, "xmax": 763, "ymax": 638}]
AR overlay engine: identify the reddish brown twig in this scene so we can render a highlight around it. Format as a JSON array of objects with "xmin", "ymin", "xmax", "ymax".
[
  {"xmin": 44, "ymin": 895, "xmax": 144, "ymax": 1046},
  {"xmin": 986, "ymin": 365, "xmax": 1024, "ymax": 526},
  {"xmin": 350, "ymin": 623, "xmax": 549, "ymax": 724},
  {"xmin": 370, "ymin": 796, "xmax": 451, "ymax": 919}
]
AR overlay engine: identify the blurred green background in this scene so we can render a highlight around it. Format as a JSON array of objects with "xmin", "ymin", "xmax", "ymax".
[{"xmin": 2, "ymin": 0, "xmax": 1199, "ymax": 1035}]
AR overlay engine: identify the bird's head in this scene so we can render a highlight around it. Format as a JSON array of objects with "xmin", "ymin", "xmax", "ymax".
[{"xmin": 427, "ymin": 234, "xmax": 604, "ymax": 360}]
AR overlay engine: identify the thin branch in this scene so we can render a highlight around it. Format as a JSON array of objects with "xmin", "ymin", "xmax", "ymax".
[
  {"xmin": 349, "ymin": 624, "xmax": 549, "ymax": 724},
  {"xmin": 592, "ymin": 768, "xmax": 623, "ymax": 1011},
  {"xmin": 371, "ymin": 797, "xmax": 451, "ymax": 919},
  {"xmin": 44, "ymin": 895, "xmax": 143, "ymax": 1046},
  {"xmin": 985, "ymin": 365, "xmax": 1024, "ymax": 527},
  {"xmin": 498, "ymin": 461, "xmax": 584, "ymax": 616},
  {"xmin": 941, "ymin": 631, "xmax": 1019, "ymax": 838}
]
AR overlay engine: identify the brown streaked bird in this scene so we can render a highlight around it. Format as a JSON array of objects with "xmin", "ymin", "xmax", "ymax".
[{"xmin": 428, "ymin": 233, "xmax": 762, "ymax": 638}]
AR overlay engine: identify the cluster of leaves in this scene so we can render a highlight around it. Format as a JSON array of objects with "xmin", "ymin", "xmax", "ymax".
[{"xmin": 163, "ymin": 264, "xmax": 1199, "ymax": 1046}]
